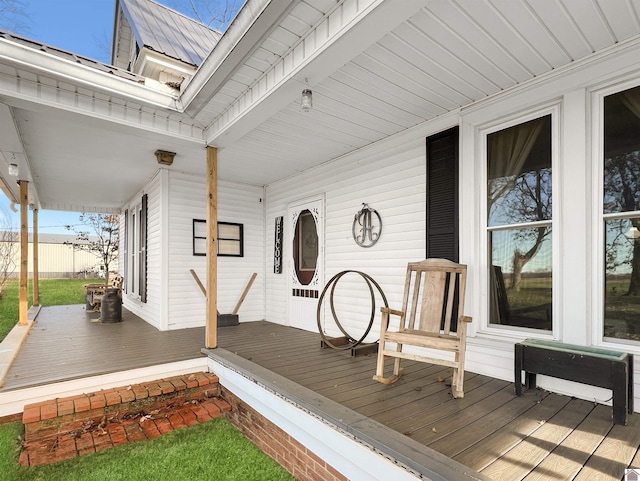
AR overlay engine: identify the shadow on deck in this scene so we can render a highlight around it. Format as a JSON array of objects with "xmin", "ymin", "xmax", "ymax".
[{"xmin": 2, "ymin": 306, "xmax": 640, "ymax": 480}]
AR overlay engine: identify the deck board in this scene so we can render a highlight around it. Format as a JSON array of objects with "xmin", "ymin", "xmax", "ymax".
[
  {"xmin": 481, "ymin": 399, "xmax": 595, "ymax": 481},
  {"xmin": 4, "ymin": 310, "xmax": 639, "ymax": 480},
  {"xmin": 454, "ymin": 392, "xmax": 572, "ymax": 472},
  {"xmin": 572, "ymin": 412, "xmax": 640, "ymax": 481},
  {"xmin": 1, "ymin": 305, "xmax": 205, "ymax": 391},
  {"xmin": 521, "ymin": 404, "xmax": 614, "ymax": 481}
]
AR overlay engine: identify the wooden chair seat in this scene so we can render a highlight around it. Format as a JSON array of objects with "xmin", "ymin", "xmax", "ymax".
[
  {"xmin": 373, "ymin": 259, "xmax": 472, "ymax": 398},
  {"xmin": 383, "ymin": 328, "xmax": 462, "ymax": 351}
]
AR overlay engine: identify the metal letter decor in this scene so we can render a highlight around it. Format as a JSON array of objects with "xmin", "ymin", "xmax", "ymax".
[{"xmin": 352, "ymin": 203, "xmax": 382, "ymax": 247}]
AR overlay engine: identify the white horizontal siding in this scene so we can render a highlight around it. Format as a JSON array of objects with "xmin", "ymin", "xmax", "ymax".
[
  {"xmin": 167, "ymin": 171, "xmax": 264, "ymax": 329},
  {"xmin": 121, "ymin": 171, "xmax": 163, "ymax": 329},
  {"xmin": 265, "ymin": 131, "xmax": 429, "ymax": 340}
]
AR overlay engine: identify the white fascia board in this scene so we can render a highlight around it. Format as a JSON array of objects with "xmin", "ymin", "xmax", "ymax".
[
  {"xmin": 134, "ymin": 48, "xmax": 198, "ymax": 80},
  {"xmin": 0, "ymin": 38, "xmax": 179, "ymax": 110},
  {"xmin": 180, "ymin": 0, "xmax": 297, "ymax": 116},
  {"xmin": 204, "ymin": 0, "xmax": 432, "ymax": 148}
]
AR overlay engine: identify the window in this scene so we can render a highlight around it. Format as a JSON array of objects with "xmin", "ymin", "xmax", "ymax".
[
  {"xmin": 127, "ymin": 194, "xmax": 147, "ymax": 302},
  {"xmin": 193, "ymin": 219, "xmax": 207, "ymax": 256},
  {"xmin": 487, "ymin": 115, "xmax": 553, "ymax": 331},
  {"xmin": 293, "ymin": 210, "xmax": 318, "ymax": 285},
  {"xmin": 192, "ymin": 220, "xmax": 244, "ymax": 257},
  {"xmin": 602, "ymin": 85, "xmax": 640, "ymax": 341}
]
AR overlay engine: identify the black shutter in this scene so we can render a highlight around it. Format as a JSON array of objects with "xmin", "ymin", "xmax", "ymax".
[
  {"xmin": 140, "ymin": 194, "xmax": 148, "ymax": 303},
  {"xmin": 426, "ymin": 127, "xmax": 459, "ymax": 262}
]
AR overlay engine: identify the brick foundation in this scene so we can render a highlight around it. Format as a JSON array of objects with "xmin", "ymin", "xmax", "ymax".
[
  {"xmin": 222, "ymin": 387, "xmax": 348, "ymax": 481},
  {"xmin": 19, "ymin": 372, "xmax": 230, "ymax": 466}
]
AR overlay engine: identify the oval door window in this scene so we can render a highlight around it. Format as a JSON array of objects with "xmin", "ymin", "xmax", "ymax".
[{"xmin": 293, "ymin": 209, "xmax": 318, "ymax": 285}]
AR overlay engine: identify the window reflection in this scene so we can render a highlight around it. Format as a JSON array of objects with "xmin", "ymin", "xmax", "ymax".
[
  {"xmin": 488, "ymin": 116, "xmax": 552, "ymax": 227},
  {"xmin": 603, "ymin": 85, "xmax": 640, "ymax": 341},
  {"xmin": 489, "ymin": 228, "xmax": 552, "ymax": 330},
  {"xmin": 487, "ymin": 114, "xmax": 552, "ymax": 330},
  {"xmin": 604, "ymin": 218, "xmax": 640, "ymax": 340}
]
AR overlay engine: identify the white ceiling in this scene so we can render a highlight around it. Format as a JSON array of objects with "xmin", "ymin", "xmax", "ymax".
[{"xmin": 2, "ymin": 0, "xmax": 640, "ymax": 212}]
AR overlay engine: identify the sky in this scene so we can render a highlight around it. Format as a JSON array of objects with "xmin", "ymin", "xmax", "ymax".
[{"xmin": 0, "ymin": 0, "xmax": 210, "ymax": 234}]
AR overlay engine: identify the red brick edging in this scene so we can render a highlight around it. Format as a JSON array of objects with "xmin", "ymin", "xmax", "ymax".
[{"xmin": 19, "ymin": 372, "xmax": 230, "ymax": 466}]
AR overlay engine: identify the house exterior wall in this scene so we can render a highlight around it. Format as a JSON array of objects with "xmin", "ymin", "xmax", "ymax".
[
  {"xmin": 145, "ymin": 170, "xmax": 264, "ymax": 330},
  {"xmin": 121, "ymin": 171, "xmax": 164, "ymax": 329},
  {"xmin": 165, "ymin": 171, "xmax": 265, "ymax": 329},
  {"xmin": 263, "ymin": 117, "xmax": 451, "ymax": 341},
  {"xmin": 121, "ymin": 168, "xmax": 265, "ymax": 331},
  {"xmin": 263, "ymin": 41, "xmax": 640, "ymax": 411}
]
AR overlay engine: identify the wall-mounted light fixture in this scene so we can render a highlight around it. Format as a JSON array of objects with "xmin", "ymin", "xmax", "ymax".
[
  {"xmin": 8, "ymin": 163, "xmax": 18, "ymax": 177},
  {"xmin": 155, "ymin": 149, "xmax": 176, "ymax": 166},
  {"xmin": 301, "ymin": 78, "xmax": 312, "ymax": 112}
]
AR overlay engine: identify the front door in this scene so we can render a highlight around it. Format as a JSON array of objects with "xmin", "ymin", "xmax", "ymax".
[{"xmin": 288, "ymin": 195, "xmax": 324, "ymax": 331}]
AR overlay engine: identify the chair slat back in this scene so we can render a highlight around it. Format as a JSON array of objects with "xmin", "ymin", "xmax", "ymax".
[{"xmin": 402, "ymin": 259, "xmax": 467, "ymax": 335}]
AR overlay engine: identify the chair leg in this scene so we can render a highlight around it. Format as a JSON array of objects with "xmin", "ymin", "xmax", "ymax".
[
  {"xmin": 373, "ymin": 342, "xmax": 404, "ymax": 384},
  {"xmin": 452, "ymin": 351, "xmax": 465, "ymax": 398}
]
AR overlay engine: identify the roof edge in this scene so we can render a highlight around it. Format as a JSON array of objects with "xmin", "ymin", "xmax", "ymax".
[{"xmin": 180, "ymin": 0, "xmax": 297, "ymax": 116}]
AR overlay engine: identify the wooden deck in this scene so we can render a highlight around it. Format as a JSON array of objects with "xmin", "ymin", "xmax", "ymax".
[
  {"xmin": 1, "ymin": 305, "xmax": 205, "ymax": 391},
  {"xmin": 3, "ymin": 307, "xmax": 640, "ymax": 480}
]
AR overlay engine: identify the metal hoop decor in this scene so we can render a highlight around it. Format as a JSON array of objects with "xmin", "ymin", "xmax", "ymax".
[{"xmin": 317, "ymin": 270, "xmax": 388, "ymax": 350}]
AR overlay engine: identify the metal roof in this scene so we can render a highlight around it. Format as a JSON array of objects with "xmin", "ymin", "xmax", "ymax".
[
  {"xmin": 120, "ymin": 0, "xmax": 222, "ymax": 67},
  {"xmin": 0, "ymin": 31, "xmax": 145, "ymax": 85}
]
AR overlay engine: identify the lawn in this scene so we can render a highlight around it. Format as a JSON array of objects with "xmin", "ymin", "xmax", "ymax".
[
  {"xmin": 0, "ymin": 279, "xmax": 296, "ymax": 480},
  {"xmin": 0, "ymin": 418, "xmax": 295, "ymax": 481}
]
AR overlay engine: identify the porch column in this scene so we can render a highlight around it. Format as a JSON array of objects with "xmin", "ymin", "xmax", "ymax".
[
  {"xmin": 206, "ymin": 146, "xmax": 218, "ymax": 348},
  {"xmin": 19, "ymin": 180, "xmax": 28, "ymax": 325},
  {"xmin": 33, "ymin": 208, "xmax": 39, "ymax": 306}
]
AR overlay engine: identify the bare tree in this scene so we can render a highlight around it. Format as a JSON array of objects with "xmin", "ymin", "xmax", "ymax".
[
  {"xmin": 604, "ymin": 152, "xmax": 640, "ymax": 296},
  {"xmin": 0, "ymin": 0, "xmax": 30, "ymax": 35},
  {"xmin": 0, "ymin": 207, "xmax": 17, "ymax": 299},
  {"xmin": 68, "ymin": 214, "xmax": 119, "ymax": 285},
  {"xmin": 166, "ymin": 0, "xmax": 244, "ymax": 30}
]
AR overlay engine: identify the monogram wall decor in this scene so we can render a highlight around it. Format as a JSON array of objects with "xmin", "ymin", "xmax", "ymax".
[{"xmin": 352, "ymin": 203, "xmax": 382, "ymax": 248}]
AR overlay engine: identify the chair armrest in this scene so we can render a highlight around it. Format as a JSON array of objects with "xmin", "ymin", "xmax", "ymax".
[{"xmin": 381, "ymin": 307, "xmax": 405, "ymax": 317}]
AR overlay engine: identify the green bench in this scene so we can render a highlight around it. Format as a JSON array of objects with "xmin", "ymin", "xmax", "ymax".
[{"xmin": 515, "ymin": 338, "xmax": 633, "ymax": 425}]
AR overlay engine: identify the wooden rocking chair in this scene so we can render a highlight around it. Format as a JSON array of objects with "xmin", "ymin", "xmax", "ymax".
[{"xmin": 373, "ymin": 259, "xmax": 472, "ymax": 398}]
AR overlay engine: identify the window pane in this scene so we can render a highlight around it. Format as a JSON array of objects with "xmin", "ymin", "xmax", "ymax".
[
  {"xmin": 218, "ymin": 239, "xmax": 240, "ymax": 255},
  {"xmin": 603, "ymin": 86, "xmax": 640, "ymax": 341},
  {"xmin": 604, "ymin": 217, "xmax": 640, "ymax": 340},
  {"xmin": 603, "ymin": 86, "xmax": 640, "ymax": 215},
  {"xmin": 489, "ymin": 227, "xmax": 552, "ymax": 330},
  {"xmin": 218, "ymin": 223, "xmax": 240, "ymax": 239},
  {"xmin": 487, "ymin": 115, "xmax": 552, "ymax": 227}
]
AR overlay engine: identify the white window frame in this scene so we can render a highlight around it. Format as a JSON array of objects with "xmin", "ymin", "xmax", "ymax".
[
  {"xmin": 592, "ymin": 78, "xmax": 640, "ymax": 351},
  {"xmin": 128, "ymin": 202, "xmax": 143, "ymax": 300},
  {"xmin": 477, "ymin": 104, "xmax": 560, "ymax": 341}
]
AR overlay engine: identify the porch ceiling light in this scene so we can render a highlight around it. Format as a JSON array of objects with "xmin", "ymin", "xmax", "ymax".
[
  {"xmin": 8, "ymin": 163, "xmax": 18, "ymax": 177},
  {"xmin": 301, "ymin": 78, "xmax": 312, "ymax": 112},
  {"xmin": 625, "ymin": 226, "xmax": 640, "ymax": 240}
]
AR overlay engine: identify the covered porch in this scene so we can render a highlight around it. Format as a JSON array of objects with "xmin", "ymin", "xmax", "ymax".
[{"xmin": 2, "ymin": 306, "xmax": 639, "ymax": 480}]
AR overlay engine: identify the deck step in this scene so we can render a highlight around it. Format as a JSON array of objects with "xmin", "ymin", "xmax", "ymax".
[{"xmin": 22, "ymin": 372, "xmax": 228, "ymax": 443}]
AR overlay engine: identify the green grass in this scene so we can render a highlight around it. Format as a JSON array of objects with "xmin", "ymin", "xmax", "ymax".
[
  {"xmin": 0, "ymin": 418, "xmax": 295, "ymax": 481},
  {"xmin": 0, "ymin": 279, "xmax": 296, "ymax": 479},
  {"xmin": 0, "ymin": 278, "xmax": 99, "ymax": 341}
]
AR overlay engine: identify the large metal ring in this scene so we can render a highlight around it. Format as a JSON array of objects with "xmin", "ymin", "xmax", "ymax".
[{"xmin": 317, "ymin": 270, "xmax": 388, "ymax": 350}]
